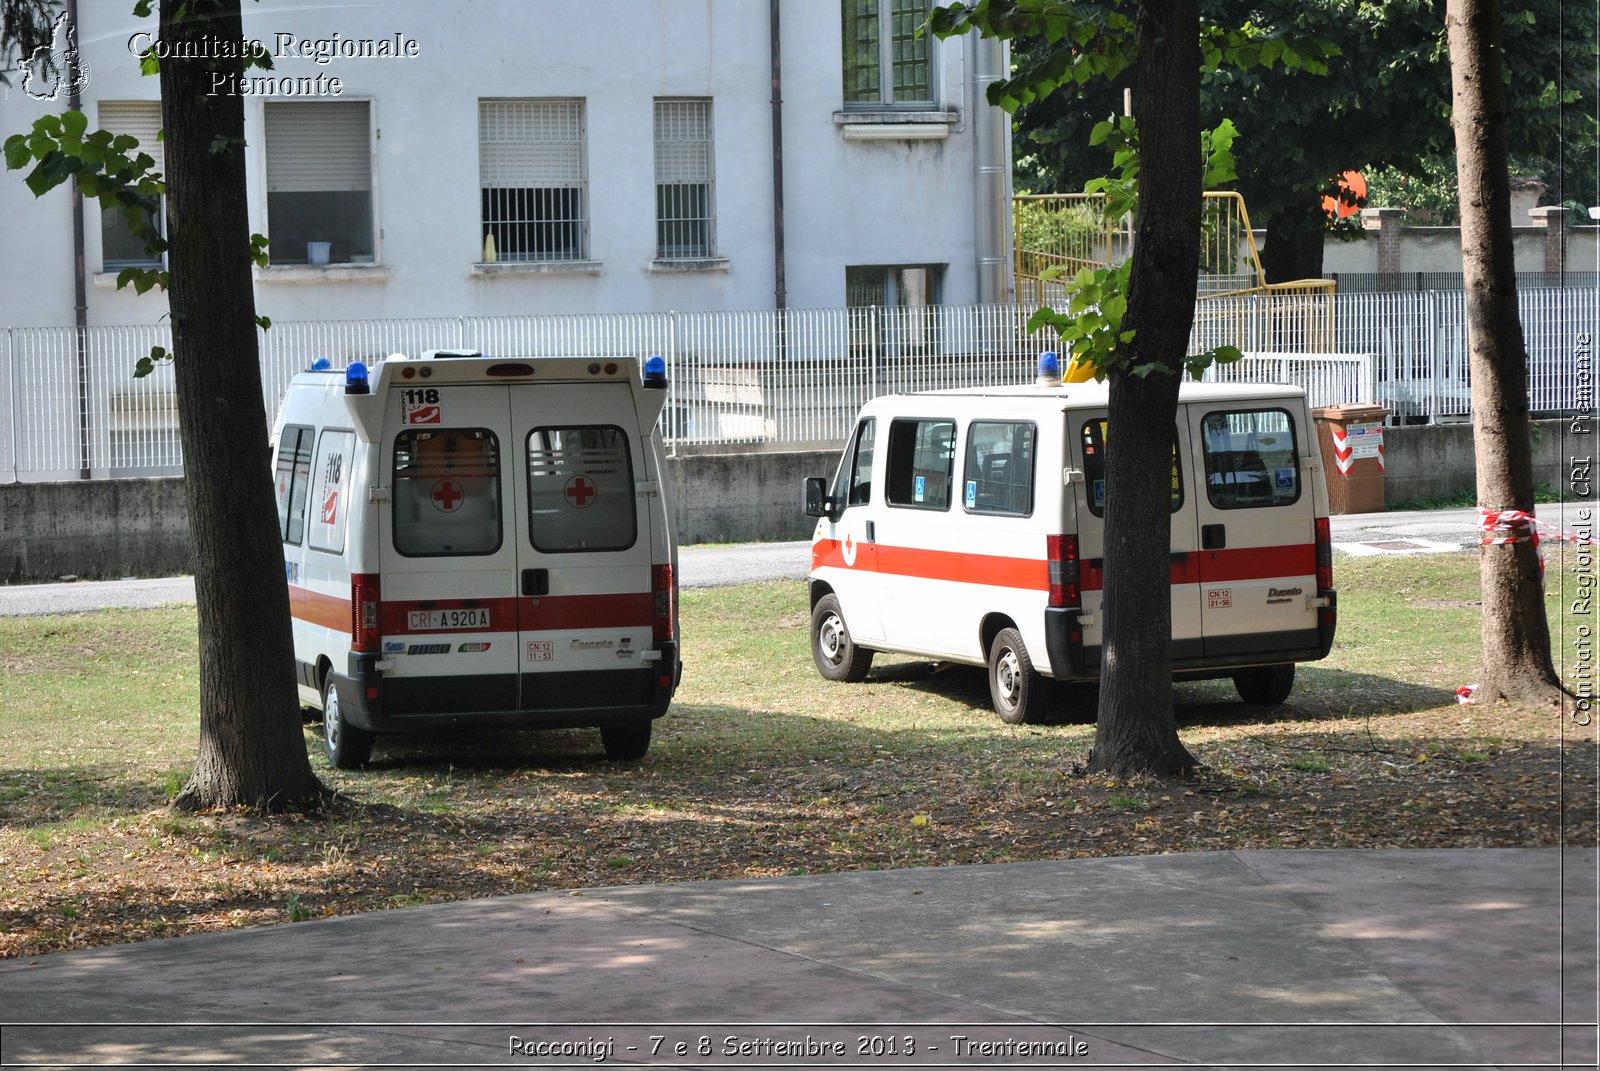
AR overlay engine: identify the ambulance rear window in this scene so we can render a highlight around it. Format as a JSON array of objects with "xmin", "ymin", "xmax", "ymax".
[
  {"xmin": 1200, "ymin": 409, "xmax": 1301, "ymax": 509},
  {"xmin": 526, "ymin": 426, "xmax": 637, "ymax": 552},
  {"xmin": 392, "ymin": 429, "xmax": 504, "ymax": 556},
  {"xmin": 1080, "ymin": 419, "xmax": 1184, "ymax": 518}
]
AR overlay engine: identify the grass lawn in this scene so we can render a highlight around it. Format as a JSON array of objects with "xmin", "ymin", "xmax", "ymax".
[{"xmin": 1, "ymin": 550, "xmax": 1595, "ymax": 957}]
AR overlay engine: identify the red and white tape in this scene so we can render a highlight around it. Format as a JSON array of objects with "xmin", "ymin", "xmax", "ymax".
[{"xmin": 1477, "ymin": 507, "xmax": 1595, "ymax": 547}]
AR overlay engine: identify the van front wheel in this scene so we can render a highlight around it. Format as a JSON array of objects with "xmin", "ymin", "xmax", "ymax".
[
  {"xmin": 812, "ymin": 594, "xmax": 873, "ymax": 682},
  {"xmin": 601, "ymin": 720, "xmax": 653, "ymax": 761},
  {"xmin": 322, "ymin": 677, "xmax": 374, "ymax": 769},
  {"xmin": 989, "ymin": 627, "xmax": 1049, "ymax": 725},
  {"xmin": 1233, "ymin": 663, "xmax": 1296, "ymax": 705}
]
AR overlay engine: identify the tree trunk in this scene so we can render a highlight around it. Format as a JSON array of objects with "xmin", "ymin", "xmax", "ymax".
[
  {"xmin": 158, "ymin": 0, "xmax": 325, "ymax": 809},
  {"xmin": 1090, "ymin": 0, "xmax": 1201, "ymax": 779},
  {"xmin": 1259, "ymin": 195, "xmax": 1326, "ymax": 285},
  {"xmin": 1447, "ymin": 0, "xmax": 1564, "ymax": 707}
]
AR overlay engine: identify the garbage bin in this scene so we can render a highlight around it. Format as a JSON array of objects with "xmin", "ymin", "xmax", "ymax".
[{"xmin": 1312, "ymin": 404, "xmax": 1389, "ymax": 514}]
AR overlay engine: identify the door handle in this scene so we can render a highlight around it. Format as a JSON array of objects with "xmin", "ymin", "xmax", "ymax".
[
  {"xmin": 522, "ymin": 568, "xmax": 549, "ymax": 596},
  {"xmin": 866, "ymin": 520, "xmax": 876, "ymax": 543},
  {"xmin": 1202, "ymin": 524, "xmax": 1226, "ymax": 550}
]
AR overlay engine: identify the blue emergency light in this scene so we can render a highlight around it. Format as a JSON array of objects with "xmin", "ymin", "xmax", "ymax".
[
  {"xmin": 642, "ymin": 355, "xmax": 668, "ymax": 390},
  {"xmin": 311, "ymin": 357, "xmax": 332, "ymax": 372},
  {"xmin": 1036, "ymin": 350, "xmax": 1061, "ymax": 387},
  {"xmin": 345, "ymin": 361, "xmax": 370, "ymax": 395}
]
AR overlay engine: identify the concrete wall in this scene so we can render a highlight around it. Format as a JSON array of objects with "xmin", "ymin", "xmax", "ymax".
[
  {"xmin": 1379, "ymin": 418, "xmax": 1574, "ymax": 506},
  {"xmin": 2, "ymin": 424, "xmax": 1580, "ymax": 582},
  {"xmin": 3, "ymin": 450, "xmax": 836, "ymax": 583}
]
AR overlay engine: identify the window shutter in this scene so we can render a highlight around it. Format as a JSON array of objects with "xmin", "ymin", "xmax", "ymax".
[
  {"xmin": 265, "ymin": 101, "xmax": 371, "ymax": 193},
  {"xmin": 653, "ymin": 99, "xmax": 712, "ymax": 184},
  {"xmin": 98, "ymin": 100, "xmax": 163, "ymax": 175},
  {"xmin": 479, "ymin": 99, "xmax": 585, "ymax": 188}
]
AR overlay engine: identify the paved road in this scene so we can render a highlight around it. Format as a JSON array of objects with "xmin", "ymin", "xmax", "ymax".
[{"xmin": 5, "ymin": 505, "xmax": 1596, "ymax": 616}]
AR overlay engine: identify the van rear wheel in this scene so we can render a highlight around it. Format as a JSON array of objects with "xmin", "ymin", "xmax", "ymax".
[
  {"xmin": 322, "ymin": 677, "xmax": 374, "ymax": 769},
  {"xmin": 601, "ymin": 720, "xmax": 652, "ymax": 761},
  {"xmin": 989, "ymin": 627, "xmax": 1050, "ymax": 725},
  {"xmin": 811, "ymin": 594, "xmax": 873, "ymax": 682},
  {"xmin": 1233, "ymin": 663, "xmax": 1296, "ymax": 705}
]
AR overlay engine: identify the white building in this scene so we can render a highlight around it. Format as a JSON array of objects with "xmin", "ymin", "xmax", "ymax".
[{"xmin": 0, "ymin": 0, "xmax": 1013, "ymax": 330}]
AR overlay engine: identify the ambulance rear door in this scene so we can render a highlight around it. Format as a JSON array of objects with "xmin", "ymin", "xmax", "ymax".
[
  {"xmin": 379, "ymin": 385, "xmax": 523, "ymax": 712},
  {"xmin": 1186, "ymin": 400, "xmax": 1321, "ymax": 661},
  {"xmin": 1070, "ymin": 408, "xmax": 1203, "ymax": 667},
  {"xmin": 511, "ymin": 384, "xmax": 660, "ymax": 710}
]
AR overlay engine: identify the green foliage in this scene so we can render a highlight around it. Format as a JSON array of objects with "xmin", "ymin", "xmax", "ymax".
[
  {"xmin": 1025, "ymin": 117, "xmax": 1245, "ymax": 382},
  {"xmin": 1362, "ymin": 156, "xmax": 1459, "ymax": 225}
]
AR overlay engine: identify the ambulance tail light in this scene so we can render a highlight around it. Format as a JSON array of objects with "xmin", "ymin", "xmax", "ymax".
[
  {"xmin": 1314, "ymin": 517, "xmax": 1334, "ymax": 591},
  {"xmin": 1047, "ymin": 534, "xmax": 1080, "ymax": 609},
  {"xmin": 351, "ymin": 573, "xmax": 382, "ymax": 652},
  {"xmin": 652, "ymin": 564, "xmax": 676, "ymax": 642}
]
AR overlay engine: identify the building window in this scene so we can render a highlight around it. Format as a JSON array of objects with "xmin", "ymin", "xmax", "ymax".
[
  {"xmin": 842, "ymin": 0, "xmax": 933, "ymax": 108},
  {"xmin": 654, "ymin": 98, "xmax": 715, "ymax": 260},
  {"xmin": 98, "ymin": 101, "xmax": 164, "ymax": 271},
  {"xmin": 845, "ymin": 265, "xmax": 942, "ymax": 308},
  {"xmin": 480, "ymin": 98, "xmax": 589, "ymax": 263},
  {"xmin": 264, "ymin": 100, "xmax": 374, "ymax": 265}
]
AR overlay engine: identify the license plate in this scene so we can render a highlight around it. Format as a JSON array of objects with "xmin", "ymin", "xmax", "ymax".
[{"xmin": 407, "ymin": 608, "xmax": 491, "ymax": 631}]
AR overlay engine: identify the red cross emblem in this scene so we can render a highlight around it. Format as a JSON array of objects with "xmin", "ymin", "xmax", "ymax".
[
  {"xmin": 564, "ymin": 475, "xmax": 597, "ymax": 509},
  {"xmin": 431, "ymin": 479, "xmax": 464, "ymax": 512}
]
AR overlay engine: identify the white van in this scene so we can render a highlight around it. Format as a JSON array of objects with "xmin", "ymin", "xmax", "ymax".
[
  {"xmin": 803, "ymin": 379, "xmax": 1337, "ymax": 722},
  {"xmin": 271, "ymin": 350, "xmax": 680, "ymax": 768}
]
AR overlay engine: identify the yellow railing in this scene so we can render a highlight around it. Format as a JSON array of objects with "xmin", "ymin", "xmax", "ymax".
[{"xmin": 1014, "ymin": 191, "xmax": 1336, "ymax": 352}]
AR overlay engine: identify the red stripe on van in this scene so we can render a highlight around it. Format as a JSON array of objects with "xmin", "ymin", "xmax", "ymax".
[
  {"xmin": 520, "ymin": 593, "xmax": 655, "ymax": 631},
  {"xmin": 289, "ymin": 584, "xmax": 351, "ymax": 634},
  {"xmin": 1080, "ymin": 545, "xmax": 1316, "ymax": 591}
]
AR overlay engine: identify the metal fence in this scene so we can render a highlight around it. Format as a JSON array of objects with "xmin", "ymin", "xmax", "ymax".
[{"xmin": 3, "ymin": 287, "xmax": 1595, "ymax": 481}]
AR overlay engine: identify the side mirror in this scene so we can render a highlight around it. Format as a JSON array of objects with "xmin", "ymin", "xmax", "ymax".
[{"xmin": 803, "ymin": 477, "xmax": 836, "ymax": 519}]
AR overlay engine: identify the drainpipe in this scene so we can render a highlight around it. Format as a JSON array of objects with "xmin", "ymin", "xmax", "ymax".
[
  {"xmin": 67, "ymin": 0, "xmax": 91, "ymax": 478},
  {"xmin": 971, "ymin": 31, "xmax": 1009, "ymax": 306},
  {"xmin": 769, "ymin": 0, "xmax": 786, "ymax": 310}
]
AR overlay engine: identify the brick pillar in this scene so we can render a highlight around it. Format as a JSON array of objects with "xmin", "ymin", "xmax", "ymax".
[
  {"xmin": 1361, "ymin": 207, "xmax": 1406, "ymax": 289},
  {"xmin": 1529, "ymin": 205, "xmax": 1571, "ymax": 275}
]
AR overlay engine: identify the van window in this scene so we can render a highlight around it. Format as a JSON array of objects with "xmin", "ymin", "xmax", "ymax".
[
  {"xmin": 831, "ymin": 418, "xmax": 876, "ymax": 507},
  {"xmin": 1080, "ymin": 419, "xmax": 1184, "ymax": 518},
  {"xmin": 963, "ymin": 421, "xmax": 1035, "ymax": 516},
  {"xmin": 307, "ymin": 430, "xmax": 355, "ymax": 554},
  {"xmin": 1201, "ymin": 409, "xmax": 1301, "ymax": 508},
  {"xmin": 527, "ymin": 426, "xmax": 637, "ymax": 552},
  {"xmin": 392, "ymin": 429, "xmax": 504, "ymax": 556},
  {"xmin": 887, "ymin": 418, "xmax": 954, "ymax": 510},
  {"xmin": 274, "ymin": 425, "xmax": 314, "ymax": 544}
]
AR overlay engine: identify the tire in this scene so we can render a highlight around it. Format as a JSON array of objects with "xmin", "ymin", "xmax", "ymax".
[
  {"xmin": 322, "ymin": 675, "xmax": 374, "ymax": 769},
  {"xmin": 988, "ymin": 627, "xmax": 1050, "ymax": 725},
  {"xmin": 811, "ymin": 594, "xmax": 873, "ymax": 682},
  {"xmin": 1233, "ymin": 663, "xmax": 1296, "ymax": 705},
  {"xmin": 601, "ymin": 720, "xmax": 652, "ymax": 761}
]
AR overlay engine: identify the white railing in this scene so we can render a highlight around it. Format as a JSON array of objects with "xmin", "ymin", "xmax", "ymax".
[{"xmin": 3, "ymin": 289, "xmax": 1594, "ymax": 482}]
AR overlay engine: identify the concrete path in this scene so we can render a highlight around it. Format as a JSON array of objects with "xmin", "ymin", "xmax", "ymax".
[{"xmin": 3, "ymin": 848, "xmax": 1594, "ymax": 1068}]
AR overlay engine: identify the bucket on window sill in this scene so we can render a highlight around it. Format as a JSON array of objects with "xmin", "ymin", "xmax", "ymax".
[{"xmin": 306, "ymin": 241, "xmax": 332, "ymax": 266}]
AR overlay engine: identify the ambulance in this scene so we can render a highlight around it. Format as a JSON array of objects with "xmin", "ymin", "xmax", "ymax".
[
  {"xmin": 803, "ymin": 375, "xmax": 1337, "ymax": 723},
  {"xmin": 271, "ymin": 350, "xmax": 680, "ymax": 768}
]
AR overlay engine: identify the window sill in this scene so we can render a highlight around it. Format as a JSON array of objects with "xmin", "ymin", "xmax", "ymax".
[
  {"xmin": 92, "ymin": 270, "xmax": 164, "ymax": 290},
  {"xmin": 833, "ymin": 109, "xmax": 958, "ymax": 141},
  {"xmin": 649, "ymin": 257, "xmax": 729, "ymax": 274},
  {"xmin": 472, "ymin": 260, "xmax": 603, "ymax": 276},
  {"xmin": 255, "ymin": 264, "xmax": 391, "ymax": 284}
]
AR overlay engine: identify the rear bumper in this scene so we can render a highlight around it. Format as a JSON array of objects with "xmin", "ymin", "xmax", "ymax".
[
  {"xmin": 1043, "ymin": 590, "xmax": 1337, "ymax": 680},
  {"xmin": 333, "ymin": 642, "xmax": 679, "ymax": 733}
]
